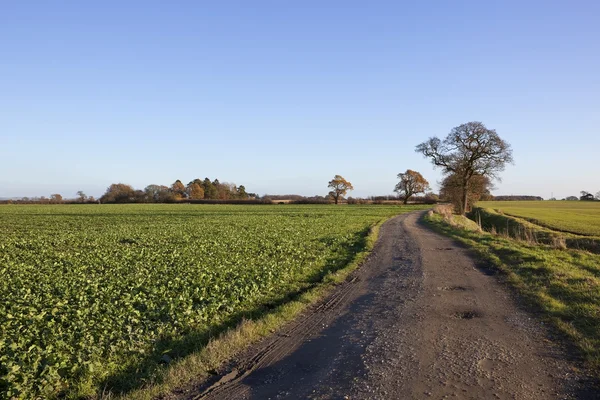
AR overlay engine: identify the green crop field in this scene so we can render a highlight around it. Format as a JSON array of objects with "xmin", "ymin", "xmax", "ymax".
[
  {"xmin": 0, "ymin": 204, "xmax": 424, "ymax": 399},
  {"xmin": 477, "ymin": 201, "xmax": 600, "ymax": 236}
]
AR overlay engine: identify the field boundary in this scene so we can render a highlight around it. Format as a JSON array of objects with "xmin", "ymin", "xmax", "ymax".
[
  {"xmin": 116, "ymin": 214, "xmax": 398, "ymax": 400},
  {"xmin": 500, "ymin": 211, "xmax": 597, "ymax": 237},
  {"xmin": 471, "ymin": 206, "xmax": 600, "ymax": 254},
  {"xmin": 476, "ymin": 201, "xmax": 600, "ymax": 237}
]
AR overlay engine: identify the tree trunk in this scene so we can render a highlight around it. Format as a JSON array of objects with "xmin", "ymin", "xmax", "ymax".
[
  {"xmin": 334, "ymin": 194, "xmax": 339, "ymax": 205},
  {"xmin": 404, "ymin": 190, "xmax": 412, "ymax": 205},
  {"xmin": 461, "ymin": 179, "xmax": 469, "ymax": 215}
]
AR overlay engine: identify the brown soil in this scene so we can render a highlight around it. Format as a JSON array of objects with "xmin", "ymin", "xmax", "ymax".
[{"xmin": 168, "ymin": 211, "xmax": 597, "ymax": 399}]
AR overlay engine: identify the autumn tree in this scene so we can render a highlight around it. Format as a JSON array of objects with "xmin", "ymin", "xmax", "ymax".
[
  {"xmin": 50, "ymin": 194, "xmax": 63, "ymax": 203},
  {"xmin": 416, "ymin": 121, "xmax": 513, "ymax": 215},
  {"xmin": 171, "ymin": 179, "xmax": 187, "ymax": 200},
  {"xmin": 394, "ymin": 170, "xmax": 430, "ymax": 204},
  {"xmin": 216, "ymin": 181, "xmax": 234, "ymax": 200},
  {"xmin": 328, "ymin": 175, "xmax": 354, "ymax": 204},
  {"xmin": 187, "ymin": 182, "xmax": 205, "ymax": 200},
  {"xmin": 100, "ymin": 183, "xmax": 136, "ymax": 203}
]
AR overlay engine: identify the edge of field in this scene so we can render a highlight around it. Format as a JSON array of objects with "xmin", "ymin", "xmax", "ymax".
[
  {"xmin": 499, "ymin": 211, "xmax": 596, "ymax": 237},
  {"xmin": 470, "ymin": 206, "xmax": 600, "ymax": 254},
  {"xmin": 476, "ymin": 201, "xmax": 600, "ymax": 237},
  {"xmin": 116, "ymin": 214, "xmax": 397, "ymax": 400},
  {"xmin": 423, "ymin": 208, "xmax": 600, "ymax": 380}
]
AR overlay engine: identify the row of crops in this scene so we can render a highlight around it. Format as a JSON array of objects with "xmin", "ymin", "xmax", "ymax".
[{"xmin": 0, "ymin": 204, "xmax": 421, "ymax": 398}]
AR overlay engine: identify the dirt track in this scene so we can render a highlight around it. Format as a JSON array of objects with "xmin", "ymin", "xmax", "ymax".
[{"xmin": 176, "ymin": 211, "xmax": 596, "ymax": 399}]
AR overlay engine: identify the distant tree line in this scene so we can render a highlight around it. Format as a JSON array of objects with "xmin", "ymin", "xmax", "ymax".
[
  {"xmin": 550, "ymin": 191, "xmax": 600, "ymax": 201},
  {"xmin": 578, "ymin": 191, "xmax": 600, "ymax": 201},
  {"xmin": 493, "ymin": 195, "xmax": 544, "ymax": 201},
  {"xmin": 0, "ymin": 178, "xmax": 258, "ymax": 205},
  {"xmin": 98, "ymin": 178, "xmax": 257, "ymax": 204},
  {"xmin": 1, "ymin": 194, "xmax": 78, "ymax": 205}
]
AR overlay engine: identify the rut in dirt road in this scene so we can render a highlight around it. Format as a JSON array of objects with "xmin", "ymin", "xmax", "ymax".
[{"xmin": 178, "ymin": 211, "xmax": 596, "ymax": 400}]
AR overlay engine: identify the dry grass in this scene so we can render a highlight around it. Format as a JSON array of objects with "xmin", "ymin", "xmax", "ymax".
[
  {"xmin": 430, "ymin": 204, "xmax": 481, "ymax": 232},
  {"xmin": 433, "ymin": 204, "xmax": 453, "ymax": 218}
]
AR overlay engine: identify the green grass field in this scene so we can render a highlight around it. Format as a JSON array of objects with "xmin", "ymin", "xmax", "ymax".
[
  {"xmin": 477, "ymin": 201, "xmax": 600, "ymax": 236},
  {"xmin": 0, "ymin": 204, "xmax": 424, "ymax": 399}
]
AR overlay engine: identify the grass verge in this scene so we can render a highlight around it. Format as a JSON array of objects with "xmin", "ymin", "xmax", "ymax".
[
  {"xmin": 424, "ymin": 210, "xmax": 600, "ymax": 376},
  {"xmin": 470, "ymin": 206, "xmax": 600, "ymax": 254},
  {"xmin": 114, "ymin": 217, "xmax": 390, "ymax": 400}
]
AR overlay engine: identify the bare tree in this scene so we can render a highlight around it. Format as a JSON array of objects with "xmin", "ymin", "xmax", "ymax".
[
  {"xmin": 76, "ymin": 191, "xmax": 87, "ymax": 203},
  {"xmin": 416, "ymin": 121, "xmax": 513, "ymax": 215},
  {"xmin": 144, "ymin": 184, "xmax": 172, "ymax": 203},
  {"xmin": 394, "ymin": 170, "xmax": 430, "ymax": 204}
]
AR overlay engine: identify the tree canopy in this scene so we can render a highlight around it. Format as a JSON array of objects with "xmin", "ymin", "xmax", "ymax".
[
  {"xmin": 440, "ymin": 173, "xmax": 493, "ymax": 213},
  {"xmin": 328, "ymin": 175, "xmax": 354, "ymax": 204},
  {"xmin": 100, "ymin": 183, "xmax": 137, "ymax": 203},
  {"xmin": 416, "ymin": 121, "xmax": 513, "ymax": 214},
  {"xmin": 394, "ymin": 170, "xmax": 430, "ymax": 204}
]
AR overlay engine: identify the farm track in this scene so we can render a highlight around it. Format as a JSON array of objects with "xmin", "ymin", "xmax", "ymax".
[{"xmin": 170, "ymin": 211, "xmax": 597, "ymax": 399}]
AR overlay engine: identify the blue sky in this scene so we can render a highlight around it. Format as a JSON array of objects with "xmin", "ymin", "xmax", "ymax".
[{"xmin": 1, "ymin": 1, "xmax": 598, "ymax": 199}]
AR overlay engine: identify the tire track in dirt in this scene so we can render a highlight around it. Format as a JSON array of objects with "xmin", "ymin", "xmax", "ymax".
[{"xmin": 171, "ymin": 211, "xmax": 597, "ymax": 399}]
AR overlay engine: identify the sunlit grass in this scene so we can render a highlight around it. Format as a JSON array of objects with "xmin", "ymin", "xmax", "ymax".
[{"xmin": 478, "ymin": 201, "xmax": 600, "ymax": 236}]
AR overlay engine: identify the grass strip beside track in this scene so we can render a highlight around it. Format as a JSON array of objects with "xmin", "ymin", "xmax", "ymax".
[{"xmin": 424, "ymin": 211, "xmax": 600, "ymax": 376}]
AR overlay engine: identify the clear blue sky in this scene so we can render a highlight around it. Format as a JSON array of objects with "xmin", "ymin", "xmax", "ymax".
[{"xmin": 2, "ymin": 1, "xmax": 599, "ymax": 199}]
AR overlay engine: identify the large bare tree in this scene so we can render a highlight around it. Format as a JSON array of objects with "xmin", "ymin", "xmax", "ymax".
[
  {"xmin": 328, "ymin": 175, "xmax": 354, "ymax": 204},
  {"xmin": 416, "ymin": 121, "xmax": 513, "ymax": 215},
  {"xmin": 394, "ymin": 169, "xmax": 430, "ymax": 204}
]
